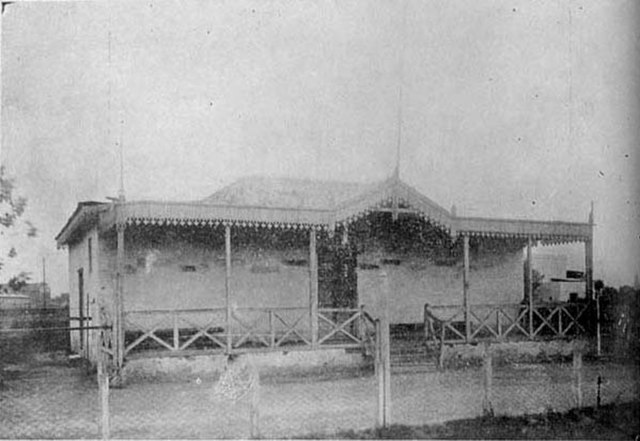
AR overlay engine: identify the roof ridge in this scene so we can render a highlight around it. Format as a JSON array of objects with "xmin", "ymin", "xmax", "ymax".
[{"xmin": 232, "ymin": 175, "xmax": 380, "ymax": 185}]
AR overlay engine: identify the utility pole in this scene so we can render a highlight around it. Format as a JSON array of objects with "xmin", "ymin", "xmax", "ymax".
[{"xmin": 42, "ymin": 257, "xmax": 47, "ymax": 308}]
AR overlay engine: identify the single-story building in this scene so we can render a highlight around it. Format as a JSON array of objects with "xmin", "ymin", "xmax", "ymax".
[{"xmin": 55, "ymin": 174, "xmax": 594, "ymax": 371}]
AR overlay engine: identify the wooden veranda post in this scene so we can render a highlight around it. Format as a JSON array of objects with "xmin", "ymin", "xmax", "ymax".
[
  {"xmin": 462, "ymin": 235, "xmax": 470, "ymax": 341},
  {"xmin": 526, "ymin": 237, "xmax": 534, "ymax": 338},
  {"xmin": 225, "ymin": 224, "xmax": 232, "ymax": 352},
  {"xmin": 309, "ymin": 229, "xmax": 319, "ymax": 347},
  {"xmin": 585, "ymin": 240, "xmax": 594, "ymax": 300},
  {"xmin": 114, "ymin": 222, "xmax": 125, "ymax": 377}
]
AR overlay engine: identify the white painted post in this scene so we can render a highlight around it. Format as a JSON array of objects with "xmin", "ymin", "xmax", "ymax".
[
  {"xmin": 269, "ymin": 310, "xmax": 275, "ymax": 348},
  {"xmin": 309, "ymin": 229, "xmax": 319, "ymax": 347},
  {"xmin": 96, "ymin": 311, "xmax": 110, "ymax": 440},
  {"xmin": 585, "ymin": 203, "xmax": 594, "ymax": 300},
  {"xmin": 0, "ymin": 5, "xmax": 3, "ymax": 154},
  {"xmin": 526, "ymin": 238, "xmax": 534, "ymax": 338},
  {"xmin": 225, "ymin": 225, "xmax": 232, "ymax": 352},
  {"xmin": 463, "ymin": 235, "xmax": 470, "ymax": 341},
  {"xmin": 482, "ymin": 343, "xmax": 493, "ymax": 416},
  {"xmin": 172, "ymin": 310, "xmax": 179, "ymax": 350},
  {"xmin": 377, "ymin": 271, "xmax": 391, "ymax": 428},
  {"xmin": 374, "ymin": 319, "xmax": 383, "ymax": 427},
  {"xmin": 249, "ymin": 374, "xmax": 260, "ymax": 439},
  {"xmin": 572, "ymin": 348, "xmax": 583, "ymax": 408},
  {"xmin": 596, "ymin": 291, "xmax": 601, "ymax": 357},
  {"xmin": 115, "ymin": 222, "xmax": 125, "ymax": 379}
]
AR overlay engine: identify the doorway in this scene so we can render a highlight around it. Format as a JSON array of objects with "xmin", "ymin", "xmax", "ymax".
[{"xmin": 78, "ymin": 268, "xmax": 84, "ymax": 351}]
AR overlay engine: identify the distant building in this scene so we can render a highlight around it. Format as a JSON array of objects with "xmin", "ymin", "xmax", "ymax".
[
  {"xmin": 532, "ymin": 250, "xmax": 586, "ymax": 302},
  {"xmin": 49, "ymin": 293, "xmax": 70, "ymax": 308},
  {"xmin": 0, "ymin": 282, "xmax": 51, "ymax": 308},
  {"xmin": 0, "ymin": 291, "xmax": 31, "ymax": 309}
]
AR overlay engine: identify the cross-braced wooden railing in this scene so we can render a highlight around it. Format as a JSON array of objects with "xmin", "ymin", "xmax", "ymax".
[
  {"xmin": 229, "ymin": 307, "xmax": 310, "ymax": 349},
  {"xmin": 123, "ymin": 305, "xmax": 377, "ymax": 356},
  {"xmin": 317, "ymin": 307, "xmax": 375, "ymax": 347},
  {"xmin": 124, "ymin": 308, "xmax": 227, "ymax": 355},
  {"xmin": 424, "ymin": 301, "xmax": 593, "ymax": 345}
]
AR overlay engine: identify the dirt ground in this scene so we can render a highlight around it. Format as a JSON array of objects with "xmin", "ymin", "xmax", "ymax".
[
  {"xmin": 0, "ymin": 354, "xmax": 638, "ymax": 439},
  {"xmin": 315, "ymin": 402, "xmax": 640, "ymax": 439}
]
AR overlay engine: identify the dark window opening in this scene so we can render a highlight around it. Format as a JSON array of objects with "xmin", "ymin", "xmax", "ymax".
[
  {"xmin": 181, "ymin": 265, "xmax": 197, "ymax": 272},
  {"xmin": 283, "ymin": 258, "xmax": 308, "ymax": 267}
]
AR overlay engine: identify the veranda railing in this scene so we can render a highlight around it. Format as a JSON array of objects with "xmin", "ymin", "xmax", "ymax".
[
  {"xmin": 123, "ymin": 306, "xmax": 376, "ymax": 356},
  {"xmin": 424, "ymin": 301, "xmax": 593, "ymax": 345}
]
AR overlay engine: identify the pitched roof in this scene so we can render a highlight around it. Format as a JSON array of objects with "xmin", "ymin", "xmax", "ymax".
[
  {"xmin": 201, "ymin": 176, "xmax": 379, "ymax": 210},
  {"xmin": 56, "ymin": 175, "xmax": 593, "ymax": 246},
  {"xmin": 54, "ymin": 201, "xmax": 109, "ymax": 246}
]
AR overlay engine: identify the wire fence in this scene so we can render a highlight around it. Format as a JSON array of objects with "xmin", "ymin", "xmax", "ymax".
[{"xmin": 1, "ymin": 324, "xmax": 638, "ymax": 439}]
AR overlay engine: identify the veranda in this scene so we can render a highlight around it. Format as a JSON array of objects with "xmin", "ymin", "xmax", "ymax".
[{"xmin": 55, "ymin": 176, "xmax": 595, "ymax": 375}]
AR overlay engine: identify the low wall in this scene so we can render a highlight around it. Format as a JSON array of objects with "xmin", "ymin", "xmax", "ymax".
[
  {"xmin": 439, "ymin": 339, "xmax": 591, "ymax": 369},
  {"xmin": 122, "ymin": 348, "xmax": 368, "ymax": 383}
]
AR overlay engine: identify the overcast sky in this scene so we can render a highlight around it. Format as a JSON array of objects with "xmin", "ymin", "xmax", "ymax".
[{"xmin": 1, "ymin": 0, "xmax": 638, "ymax": 296}]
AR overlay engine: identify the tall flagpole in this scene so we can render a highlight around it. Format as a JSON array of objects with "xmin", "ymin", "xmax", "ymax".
[
  {"xmin": 106, "ymin": 1, "xmax": 125, "ymax": 203},
  {"xmin": 393, "ymin": 0, "xmax": 409, "ymax": 180},
  {"xmin": 1, "ymin": 4, "xmax": 5, "ymax": 162},
  {"xmin": 118, "ymin": 119, "xmax": 125, "ymax": 201},
  {"xmin": 567, "ymin": 0, "xmax": 573, "ymax": 156}
]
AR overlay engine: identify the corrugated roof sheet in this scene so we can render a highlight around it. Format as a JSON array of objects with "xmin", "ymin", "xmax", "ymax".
[{"xmin": 201, "ymin": 176, "xmax": 379, "ymax": 210}]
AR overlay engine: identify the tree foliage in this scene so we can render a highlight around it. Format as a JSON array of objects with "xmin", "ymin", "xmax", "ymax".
[
  {"xmin": 0, "ymin": 166, "xmax": 37, "ymax": 277},
  {"xmin": 7, "ymin": 271, "xmax": 30, "ymax": 292}
]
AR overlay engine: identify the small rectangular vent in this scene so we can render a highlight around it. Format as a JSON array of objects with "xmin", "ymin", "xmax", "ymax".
[{"xmin": 283, "ymin": 259, "xmax": 308, "ymax": 267}]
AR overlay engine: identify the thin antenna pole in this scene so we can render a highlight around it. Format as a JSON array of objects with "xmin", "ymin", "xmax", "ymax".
[
  {"xmin": 107, "ymin": 3, "xmax": 112, "ymax": 156},
  {"xmin": 107, "ymin": 1, "xmax": 125, "ymax": 202},
  {"xmin": 567, "ymin": 0, "xmax": 573, "ymax": 155},
  {"xmin": 393, "ymin": 0, "xmax": 409, "ymax": 180},
  {"xmin": 1, "ymin": 8, "xmax": 3, "ymax": 162},
  {"xmin": 118, "ymin": 119, "xmax": 125, "ymax": 201}
]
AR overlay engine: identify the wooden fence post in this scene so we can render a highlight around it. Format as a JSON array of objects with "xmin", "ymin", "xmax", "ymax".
[
  {"xmin": 482, "ymin": 343, "xmax": 493, "ymax": 416},
  {"xmin": 572, "ymin": 348, "xmax": 583, "ymax": 408},
  {"xmin": 596, "ymin": 293, "xmax": 602, "ymax": 357},
  {"xmin": 375, "ymin": 271, "xmax": 391, "ymax": 429},
  {"xmin": 381, "ymin": 273, "xmax": 391, "ymax": 428},
  {"xmin": 375, "ymin": 320, "xmax": 391, "ymax": 429},
  {"xmin": 375, "ymin": 319, "xmax": 383, "ymax": 427},
  {"xmin": 96, "ymin": 312, "xmax": 110, "ymax": 440},
  {"xmin": 99, "ymin": 363, "xmax": 110, "ymax": 440},
  {"xmin": 249, "ymin": 373, "xmax": 260, "ymax": 439}
]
